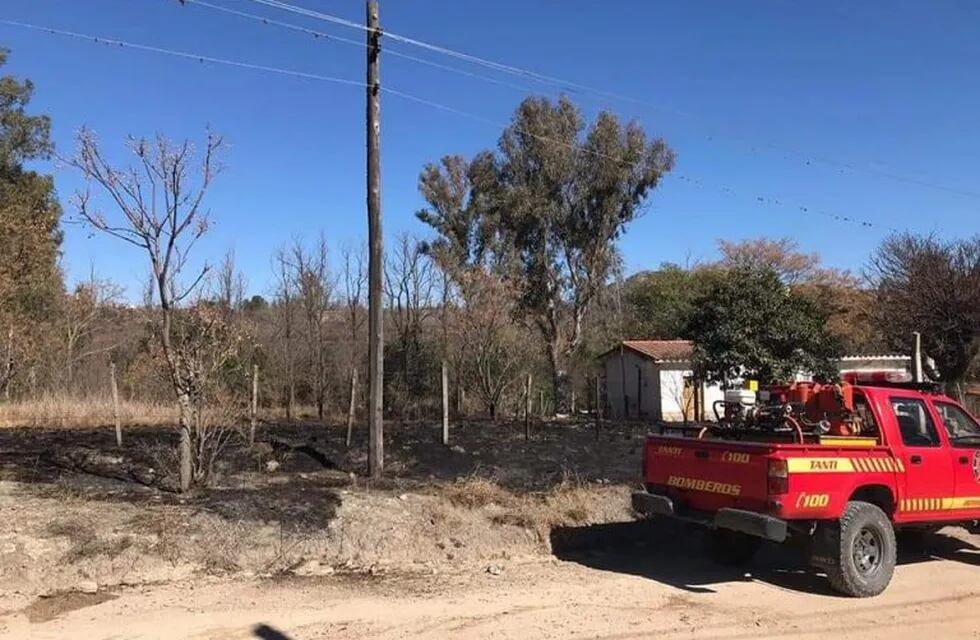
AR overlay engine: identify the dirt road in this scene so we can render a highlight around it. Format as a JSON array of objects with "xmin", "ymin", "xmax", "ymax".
[{"xmin": 6, "ymin": 528, "xmax": 980, "ymax": 640}]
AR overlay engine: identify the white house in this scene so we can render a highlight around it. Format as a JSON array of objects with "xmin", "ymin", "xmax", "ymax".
[
  {"xmin": 598, "ymin": 341, "xmax": 912, "ymax": 423},
  {"xmin": 598, "ymin": 340, "xmax": 723, "ymax": 422}
]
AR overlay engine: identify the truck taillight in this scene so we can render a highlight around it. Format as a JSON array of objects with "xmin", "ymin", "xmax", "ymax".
[{"xmin": 768, "ymin": 459, "xmax": 788, "ymax": 495}]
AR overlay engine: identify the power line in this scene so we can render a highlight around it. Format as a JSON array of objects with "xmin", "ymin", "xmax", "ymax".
[
  {"xmin": 0, "ymin": 20, "xmax": 366, "ymax": 88},
  {"xmin": 181, "ymin": 0, "xmax": 544, "ymax": 96},
  {"xmin": 1, "ymin": 18, "xmax": 897, "ymax": 232},
  {"xmin": 243, "ymin": 0, "xmax": 980, "ymax": 201}
]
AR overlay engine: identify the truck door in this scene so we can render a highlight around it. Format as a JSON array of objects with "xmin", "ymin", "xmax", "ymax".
[
  {"xmin": 889, "ymin": 396, "xmax": 955, "ymax": 518},
  {"xmin": 932, "ymin": 400, "xmax": 980, "ymax": 517}
]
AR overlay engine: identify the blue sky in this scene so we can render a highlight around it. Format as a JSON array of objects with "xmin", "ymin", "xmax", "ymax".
[{"xmin": 3, "ymin": 0, "xmax": 978, "ymax": 299}]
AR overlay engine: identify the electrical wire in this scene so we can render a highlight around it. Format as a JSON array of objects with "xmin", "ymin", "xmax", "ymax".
[
  {"xmin": 181, "ymin": 0, "xmax": 544, "ymax": 96},
  {"xmin": 0, "ymin": 18, "xmax": 898, "ymax": 232},
  {"xmin": 0, "ymin": 20, "xmax": 366, "ymax": 88},
  {"xmin": 242, "ymin": 0, "xmax": 980, "ymax": 201}
]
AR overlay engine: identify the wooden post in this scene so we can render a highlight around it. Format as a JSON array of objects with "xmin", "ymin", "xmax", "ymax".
[
  {"xmin": 346, "ymin": 366, "xmax": 358, "ymax": 447},
  {"xmin": 524, "ymin": 373, "xmax": 532, "ymax": 441},
  {"xmin": 110, "ymin": 361, "xmax": 122, "ymax": 447},
  {"xmin": 249, "ymin": 364, "xmax": 259, "ymax": 446},
  {"xmin": 366, "ymin": 0, "xmax": 384, "ymax": 478},
  {"xmin": 441, "ymin": 361, "xmax": 449, "ymax": 445},
  {"xmin": 594, "ymin": 375, "xmax": 602, "ymax": 441},
  {"xmin": 539, "ymin": 389, "xmax": 545, "ymax": 418}
]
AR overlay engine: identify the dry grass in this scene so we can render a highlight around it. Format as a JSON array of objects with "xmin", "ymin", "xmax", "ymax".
[
  {"xmin": 0, "ymin": 394, "xmax": 177, "ymax": 429},
  {"xmin": 439, "ymin": 475, "xmax": 611, "ymax": 539},
  {"xmin": 45, "ymin": 515, "xmax": 134, "ymax": 563},
  {"xmin": 441, "ymin": 477, "xmax": 518, "ymax": 509}
]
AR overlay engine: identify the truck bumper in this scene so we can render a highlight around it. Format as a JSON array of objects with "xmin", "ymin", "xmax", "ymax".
[{"xmin": 631, "ymin": 492, "xmax": 788, "ymax": 543}]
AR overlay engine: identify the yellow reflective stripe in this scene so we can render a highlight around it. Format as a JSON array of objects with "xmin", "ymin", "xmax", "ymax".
[
  {"xmin": 819, "ymin": 437, "xmax": 878, "ymax": 448},
  {"xmin": 787, "ymin": 458, "xmax": 856, "ymax": 473}
]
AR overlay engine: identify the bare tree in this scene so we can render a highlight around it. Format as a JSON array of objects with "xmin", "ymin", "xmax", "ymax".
[
  {"xmin": 70, "ymin": 128, "xmax": 224, "ymax": 492},
  {"xmin": 63, "ymin": 267, "xmax": 124, "ymax": 390},
  {"xmin": 292, "ymin": 234, "xmax": 333, "ymax": 422},
  {"xmin": 454, "ymin": 270, "xmax": 524, "ymax": 420},
  {"xmin": 217, "ymin": 248, "xmax": 246, "ymax": 312},
  {"xmin": 271, "ymin": 245, "xmax": 298, "ymax": 420},
  {"xmin": 384, "ymin": 234, "xmax": 435, "ymax": 417},
  {"xmin": 867, "ymin": 233, "xmax": 980, "ymax": 401},
  {"xmin": 341, "ymin": 244, "xmax": 366, "ymax": 443}
]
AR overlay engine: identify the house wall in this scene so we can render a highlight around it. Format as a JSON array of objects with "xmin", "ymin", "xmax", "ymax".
[
  {"xmin": 602, "ymin": 349, "xmax": 659, "ymax": 420},
  {"xmin": 601, "ymin": 351, "xmax": 909, "ymax": 423}
]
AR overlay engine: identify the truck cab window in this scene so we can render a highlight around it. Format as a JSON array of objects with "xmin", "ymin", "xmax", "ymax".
[
  {"xmin": 890, "ymin": 398, "xmax": 940, "ymax": 447},
  {"xmin": 935, "ymin": 402, "xmax": 980, "ymax": 447}
]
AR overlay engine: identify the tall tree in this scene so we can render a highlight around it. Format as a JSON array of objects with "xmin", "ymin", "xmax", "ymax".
[
  {"xmin": 687, "ymin": 264, "xmax": 843, "ymax": 385},
  {"xmin": 0, "ymin": 49, "xmax": 64, "ymax": 398},
  {"xmin": 867, "ymin": 233, "xmax": 980, "ymax": 400},
  {"xmin": 433, "ymin": 96, "xmax": 674, "ymax": 410}
]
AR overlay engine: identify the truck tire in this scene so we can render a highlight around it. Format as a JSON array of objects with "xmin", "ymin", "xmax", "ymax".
[
  {"xmin": 826, "ymin": 501, "xmax": 896, "ymax": 597},
  {"xmin": 708, "ymin": 528, "xmax": 762, "ymax": 565}
]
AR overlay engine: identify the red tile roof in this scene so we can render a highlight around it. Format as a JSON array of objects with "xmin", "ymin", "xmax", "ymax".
[{"xmin": 620, "ymin": 340, "xmax": 694, "ymax": 362}]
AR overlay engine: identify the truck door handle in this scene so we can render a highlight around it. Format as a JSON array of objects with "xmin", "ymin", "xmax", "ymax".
[
  {"xmin": 695, "ymin": 450, "xmax": 709, "ymax": 459},
  {"xmin": 910, "ymin": 455, "xmax": 922, "ymax": 465},
  {"xmin": 959, "ymin": 456, "xmax": 970, "ymax": 464}
]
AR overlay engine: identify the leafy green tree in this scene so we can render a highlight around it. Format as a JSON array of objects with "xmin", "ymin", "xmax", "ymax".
[
  {"xmin": 687, "ymin": 265, "xmax": 843, "ymax": 385},
  {"xmin": 867, "ymin": 233, "xmax": 980, "ymax": 400},
  {"xmin": 443, "ymin": 96, "xmax": 674, "ymax": 410},
  {"xmin": 0, "ymin": 49, "xmax": 64, "ymax": 397},
  {"xmin": 623, "ymin": 264, "xmax": 720, "ymax": 339}
]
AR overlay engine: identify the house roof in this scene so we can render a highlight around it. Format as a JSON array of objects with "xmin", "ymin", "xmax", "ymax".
[{"xmin": 600, "ymin": 340, "xmax": 694, "ymax": 362}]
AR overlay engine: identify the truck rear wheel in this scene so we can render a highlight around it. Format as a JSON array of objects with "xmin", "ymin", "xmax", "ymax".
[
  {"xmin": 826, "ymin": 501, "xmax": 896, "ymax": 597},
  {"xmin": 708, "ymin": 528, "xmax": 761, "ymax": 565}
]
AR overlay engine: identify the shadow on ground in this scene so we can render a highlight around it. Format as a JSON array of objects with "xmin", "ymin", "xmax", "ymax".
[{"xmin": 551, "ymin": 519, "xmax": 980, "ymax": 597}]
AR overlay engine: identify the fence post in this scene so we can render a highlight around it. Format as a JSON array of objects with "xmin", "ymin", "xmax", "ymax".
[
  {"xmin": 524, "ymin": 373, "xmax": 532, "ymax": 441},
  {"xmin": 110, "ymin": 361, "xmax": 122, "ymax": 447},
  {"xmin": 594, "ymin": 374, "xmax": 602, "ymax": 441},
  {"xmin": 346, "ymin": 366, "xmax": 358, "ymax": 447},
  {"xmin": 441, "ymin": 361, "xmax": 449, "ymax": 445},
  {"xmin": 249, "ymin": 364, "xmax": 259, "ymax": 446}
]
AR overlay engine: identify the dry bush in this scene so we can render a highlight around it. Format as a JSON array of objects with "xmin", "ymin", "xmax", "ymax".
[
  {"xmin": 440, "ymin": 477, "xmax": 517, "ymax": 509},
  {"xmin": 0, "ymin": 393, "xmax": 176, "ymax": 429},
  {"xmin": 45, "ymin": 516, "xmax": 134, "ymax": 563},
  {"xmin": 439, "ymin": 474, "xmax": 603, "ymax": 540}
]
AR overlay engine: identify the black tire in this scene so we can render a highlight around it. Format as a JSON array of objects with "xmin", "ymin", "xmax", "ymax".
[
  {"xmin": 826, "ymin": 501, "xmax": 896, "ymax": 597},
  {"xmin": 708, "ymin": 528, "xmax": 762, "ymax": 565}
]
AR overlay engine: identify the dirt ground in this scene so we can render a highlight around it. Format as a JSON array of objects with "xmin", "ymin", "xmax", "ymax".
[
  {"xmin": 4, "ymin": 525, "xmax": 980, "ymax": 639},
  {"xmin": 3, "ymin": 419, "xmax": 980, "ymax": 638}
]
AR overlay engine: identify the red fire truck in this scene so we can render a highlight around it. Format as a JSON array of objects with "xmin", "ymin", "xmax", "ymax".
[{"xmin": 632, "ymin": 373, "xmax": 980, "ymax": 597}]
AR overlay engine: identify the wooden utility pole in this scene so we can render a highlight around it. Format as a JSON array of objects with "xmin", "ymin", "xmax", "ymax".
[
  {"xmin": 346, "ymin": 367, "xmax": 358, "ymax": 447},
  {"xmin": 110, "ymin": 361, "xmax": 122, "ymax": 447},
  {"xmin": 366, "ymin": 0, "xmax": 384, "ymax": 479},
  {"xmin": 441, "ymin": 362, "xmax": 449, "ymax": 445},
  {"xmin": 249, "ymin": 364, "xmax": 259, "ymax": 446}
]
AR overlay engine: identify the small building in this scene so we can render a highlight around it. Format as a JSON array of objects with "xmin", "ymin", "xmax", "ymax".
[
  {"xmin": 598, "ymin": 340, "xmax": 722, "ymax": 422},
  {"xmin": 598, "ymin": 341, "xmax": 914, "ymax": 423}
]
